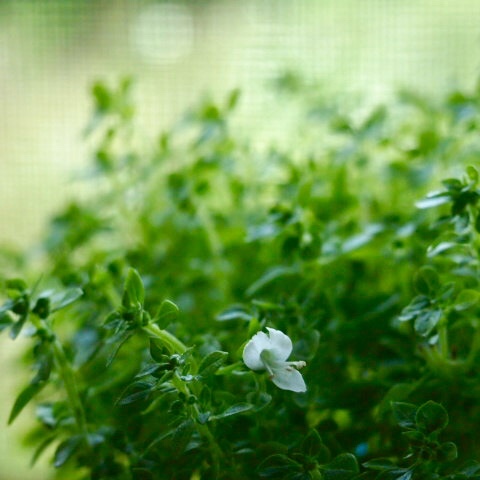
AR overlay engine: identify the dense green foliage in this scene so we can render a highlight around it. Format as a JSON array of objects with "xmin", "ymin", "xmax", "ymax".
[{"xmin": 3, "ymin": 76, "xmax": 480, "ymax": 479}]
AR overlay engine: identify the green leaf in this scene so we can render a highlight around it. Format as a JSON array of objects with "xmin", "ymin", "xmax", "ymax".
[
  {"xmin": 117, "ymin": 381, "xmax": 154, "ymax": 406},
  {"xmin": 441, "ymin": 178, "xmax": 463, "ymax": 191},
  {"xmin": 362, "ymin": 458, "xmax": 396, "ymax": 471},
  {"xmin": 426, "ymin": 241, "xmax": 458, "ymax": 258},
  {"xmin": 415, "ymin": 400, "xmax": 449, "ymax": 434},
  {"xmin": 32, "ymin": 297, "xmax": 50, "ymax": 318},
  {"xmin": 258, "ymin": 454, "xmax": 301, "ymax": 477},
  {"xmin": 32, "ymin": 353, "xmax": 53, "ymax": 384},
  {"xmin": 8, "ymin": 381, "xmax": 47, "ymax": 425},
  {"xmin": 9, "ymin": 313, "xmax": 28, "ymax": 340},
  {"xmin": 0, "ymin": 309, "xmax": 15, "ymax": 332},
  {"xmin": 5, "ymin": 278, "xmax": 28, "ymax": 294},
  {"xmin": 51, "ymin": 287, "xmax": 83, "ymax": 312},
  {"xmin": 414, "ymin": 266, "xmax": 440, "ymax": 295},
  {"xmin": 327, "ymin": 453, "xmax": 359, "ymax": 472},
  {"xmin": 454, "ymin": 289, "xmax": 480, "ymax": 311},
  {"xmin": 36, "ymin": 403, "xmax": 59, "ymax": 428},
  {"xmin": 415, "ymin": 192, "xmax": 451, "ymax": 209},
  {"xmin": 438, "ymin": 282, "xmax": 457, "ymax": 302},
  {"xmin": 122, "ymin": 268, "xmax": 145, "ymax": 309},
  {"xmin": 398, "ymin": 295, "xmax": 430, "ymax": 322},
  {"xmin": 414, "ymin": 309, "xmax": 442, "ymax": 337},
  {"xmin": 246, "ymin": 265, "xmax": 299, "ymax": 296},
  {"xmin": 153, "ymin": 299, "xmax": 179, "ymax": 328},
  {"xmin": 323, "ymin": 453, "xmax": 359, "ymax": 480},
  {"xmin": 395, "ymin": 470, "xmax": 413, "ymax": 480},
  {"xmin": 459, "ymin": 460, "xmax": 480, "ymax": 476},
  {"xmin": 92, "ymin": 81, "xmax": 113, "ymax": 112},
  {"xmin": 301, "ymin": 429, "xmax": 327, "ymax": 459},
  {"xmin": 216, "ymin": 305, "xmax": 252, "ymax": 322},
  {"xmin": 10, "ymin": 294, "xmax": 29, "ymax": 316},
  {"xmin": 466, "ymin": 165, "xmax": 478, "ymax": 183},
  {"xmin": 391, "ymin": 402, "xmax": 417, "ymax": 429},
  {"xmin": 105, "ymin": 328, "xmax": 134, "ymax": 367},
  {"xmin": 439, "ymin": 441, "xmax": 458, "ymax": 462},
  {"xmin": 149, "ymin": 338, "xmax": 166, "ymax": 363},
  {"xmin": 198, "ymin": 351, "xmax": 228, "ymax": 377},
  {"xmin": 197, "ymin": 411, "xmax": 211, "ymax": 424},
  {"xmin": 341, "ymin": 224, "xmax": 383, "ymax": 253},
  {"xmin": 402, "ymin": 430, "xmax": 424, "ymax": 446},
  {"xmin": 227, "ymin": 88, "xmax": 241, "ymax": 111},
  {"xmin": 54, "ymin": 435, "xmax": 82, "ymax": 468},
  {"xmin": 30, "ymin": 435, "xmax": 56, "ymax": 466},
  {"xmin": 377, "ymin": 383, "xmax": 416, "ymax": 417},
  {"xmin": 210, "ymin": 403, "xmax": 254, "ymax": 421}
]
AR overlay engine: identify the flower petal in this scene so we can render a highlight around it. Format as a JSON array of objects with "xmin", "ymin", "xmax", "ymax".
[
  {"xmin": 266, "ymin": 327, "xmax": 292, "ymax": 362},
  {"xmin": 270, "ymin": 364, "xmax": 307, "ymax": 392},
  {"xmin": 242, "ymin": 331, "xmax": 270, "ymax": 370}
]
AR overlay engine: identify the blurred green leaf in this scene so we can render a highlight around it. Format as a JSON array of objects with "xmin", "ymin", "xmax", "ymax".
[
  {"xmin": 391, "ymin": 402, "xmax": 417, "ymax": 429},
  {"xmin": 453, "ymin": 289, "xmax": 480, "ymax": 311},
  {"xmin": 9, "ymin": 382, "xmax": 47, "ymax": 425},
  {"xmin": 415, "ymin": 401, "xmax": 449, "ymax": 434},
  {"xmin": 414, "ymin": 308, "xmax": 442, "ymax": 337},
  {"xmin": 122, "ymin": 268, "xmax": 145, "ymax": 309},
  {"xmin": 198, "ymin": 350, "xmax": 228, "ymax": 377},
  {"xmin": 51, "ymin": 287, "xmax": 83, "ymax": 312},
  {"xmin": 414, "ymin": 266, "xmax": 440, "ymax": 296},
  {"xmin": 210, "ymin": 403, "xmax": 254, "ymax": 421},
  {"xmin": 54, "ymin": 436, "xmax": 82, "ymax": 468},
  {"xmin": 153, "ymin": 300, "xmax": 179, "ymax": 328},
  {"xmin": 323, "ymin": 453, "xmax": 359, "ymax": 480}
]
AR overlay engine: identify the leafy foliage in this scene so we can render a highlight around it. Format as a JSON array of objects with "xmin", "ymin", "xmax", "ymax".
[{"xmin": 3, "ymin": 76, "xmax": 480, "ymax": 478}]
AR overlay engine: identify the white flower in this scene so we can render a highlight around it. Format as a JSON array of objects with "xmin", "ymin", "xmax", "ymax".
[{"xmin": 242, "ymin": 327, "xmax": 307, "ymax": 392}]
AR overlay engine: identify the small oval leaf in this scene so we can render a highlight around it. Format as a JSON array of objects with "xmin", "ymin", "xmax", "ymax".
[
  {"xmin": 198, "ymin": 351, "xmax": 228, "ymax": 377},
  {"xmin": 153, "ymin": 300, "xmax": 179, "ymax": 328},
  {"xmin": 54, "ymin": 436, "xmax": 82, "ymax": 468},
  {"xmin": 122, "ymin": 268, "xmax": 145, "ymax": 308},
  {"xmin": 51, "ymin": 288, "xmax": 84, "ymax": 312},
  {"xmin": 416, "ymin": 400, "xmax": 449, "ymax": 434}
]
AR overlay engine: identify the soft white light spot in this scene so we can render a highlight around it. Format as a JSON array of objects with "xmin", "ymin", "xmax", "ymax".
[{"xmin": 130, "ymin": 4, "xmax": 194, "ymax": 65}]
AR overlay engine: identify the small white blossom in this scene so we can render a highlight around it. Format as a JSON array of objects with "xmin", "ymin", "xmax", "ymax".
[{"xmin": 242, "ymin": 327, "xmax": 307, "ymax": 392}]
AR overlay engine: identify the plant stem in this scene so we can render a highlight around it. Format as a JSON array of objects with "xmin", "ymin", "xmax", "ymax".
[
  {"xmin": 29, "ymin": 315, "xmax": 89, "ymax": 439},
  {"xmin": 52, "ymin": 339, "xmax": 89, "ymax": 438},
  {"xmin": 197, "ymin": 420, "xmax": 222, "ymax": 478},
  {"xmin": 144, "ymin": 322, "xmax": 223, "ymax": 476},
  {"xmin": 142, "ymin": 322, "xmax": 187, "ymax": 354}
]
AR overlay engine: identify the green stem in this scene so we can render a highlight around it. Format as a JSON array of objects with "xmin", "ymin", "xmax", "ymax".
[
  {"xmin": 171, "ymin": 372, "xmax": 222, "ymax": 474},
  {"xmin": 142, "ymin": 323, "xmax": 188, "ymax": 355},
  {"xmin": 144, "ymin": 323, "xmax": 223, "ymax": 476},
  {"xmin": 197, "ymin": 420, "xmax": 222, "ymax": 477},
  {"xmin": 29, "ymin": 315, "xmax": 89, "ymax": 439},
  {"xmin": 52, "ymin": 339, "xmax": 89, "ymax": 438}
]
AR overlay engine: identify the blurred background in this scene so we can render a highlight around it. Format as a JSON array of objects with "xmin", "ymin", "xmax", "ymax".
[{"xmin": 1, "ymin": 1, "xmax": 480, "ymax": 478}]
